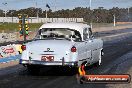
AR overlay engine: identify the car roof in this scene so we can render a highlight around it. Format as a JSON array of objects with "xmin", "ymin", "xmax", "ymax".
[{"xmin": 39, "ymin": 22, "xmax": 90, "ymax": 34}]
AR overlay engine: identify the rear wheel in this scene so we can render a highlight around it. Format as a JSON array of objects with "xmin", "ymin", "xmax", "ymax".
[
  {"xmin": 95, "ymin": 50, "xmax": 103, "ymax": 67},
  {"xmin": 71, "ymin": 67, "xmax": 78, "ymax": 74},
  {"xmin": 61, "ymin": 66, "xmax": 78, "ymax": 75},
  {"xmin": 94, "ymin": 61, "xmax": 100, "ymax": 67},
  {"xmin": 27, "ymin": 65, "xmax": 40, "ymax": 75}
]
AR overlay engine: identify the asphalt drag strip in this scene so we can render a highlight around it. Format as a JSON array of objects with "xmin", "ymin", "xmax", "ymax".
[{"xmin": 0, "ymin": 28, "xmax": 132, "ymax": 88}]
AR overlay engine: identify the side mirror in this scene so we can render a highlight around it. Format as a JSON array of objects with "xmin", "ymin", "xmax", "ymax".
[
  {"xmin": 88, "ymin": 35, "xmax": 94, "ymax": 41},
  {"xmin": 91, "ymin": 35, "xmax": 94, "ymax": 38}
]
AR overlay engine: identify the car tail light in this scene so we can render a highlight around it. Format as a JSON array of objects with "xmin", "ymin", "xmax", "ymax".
[
  {"xmin": 71, "ymin": 46, "xmax": 77, "ymax": 52},
  {"xmin": 21, "ymin": 45, "xmax": 26, "ymax": 51}
]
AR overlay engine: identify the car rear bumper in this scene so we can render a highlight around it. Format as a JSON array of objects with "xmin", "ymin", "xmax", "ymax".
[{"xmin": 20, "ymin": 59, "xmax": 78, "ymax": 67}]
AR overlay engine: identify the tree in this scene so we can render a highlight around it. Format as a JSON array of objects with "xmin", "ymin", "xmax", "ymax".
[{"xmin": 0, "ymin": 6, "xmax": 131, "ymax": 23}]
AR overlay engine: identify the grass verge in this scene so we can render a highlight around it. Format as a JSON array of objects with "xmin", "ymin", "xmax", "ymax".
[{"xmin": 0, "ymin": 23, "xmax": 43, "ymax": 33}]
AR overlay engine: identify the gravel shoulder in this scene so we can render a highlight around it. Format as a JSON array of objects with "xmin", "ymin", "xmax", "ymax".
[{"xmin": 93, "ymin": 24, "xmax": 132, "ymax": 32}]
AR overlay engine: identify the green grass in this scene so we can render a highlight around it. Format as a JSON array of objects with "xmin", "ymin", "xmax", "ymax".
[
  {"xmin": 0, "ymin": 22, "xmax": 114, "ymax": 33},
  {"xmin": 0, "ymin": 23, "xmax": 43, "ymax": 33}
]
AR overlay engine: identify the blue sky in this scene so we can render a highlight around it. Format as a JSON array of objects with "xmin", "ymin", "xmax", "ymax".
[{"xmin": 0, "ymin": 0, "xmax": 132, "ymax": 11}]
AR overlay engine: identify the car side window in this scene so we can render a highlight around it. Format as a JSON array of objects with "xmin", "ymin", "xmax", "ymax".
[{"xmin": 83, "ymin": 28, "xmax": 89, "ymax": 41}]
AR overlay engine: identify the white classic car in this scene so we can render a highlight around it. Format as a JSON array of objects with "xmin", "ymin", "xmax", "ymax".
[{"xmin": 20, "ymin": 22, "xmax": 103, "ymax": 72}]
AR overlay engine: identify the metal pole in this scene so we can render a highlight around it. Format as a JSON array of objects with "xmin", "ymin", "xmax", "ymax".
[
  {"xmin": 54, "ymin": 0, "xmax": 57, "ymax": 18},
  {"xmin": 89, "ymin": 0, "xmax": 92, "ymax": 28},
  {"xmin": 113, "ymin": 14, "xmax": 116, "ymax": 27},
  {"xmin": 36, "ymin": 2, "xmax": 38, "ymax": 18},
  {"xmin": 11, "ymin": 12, "xmax": 13, "ymax": 23},
  {"xmin": 22, "ymin": 14, "xmax": 26, "ymax": 42},
  {"xmin": 55, "ymin": 0, "xmax": 56, "ymax": 11},
  {"xmin": 89, "ymin": 0, "xmax": 91, "ymax": 10},
  {"xmin": 4, "ymin": 11, "xmax": 7, "ymax": 17},
  {"xmin": 46, "ymin": 10, "xmax": 47, "ymax": 23},
  {"xmin": 128, "ymin": 7, "xmax": 130, "ymax": 22},
  {"xmin": 2, "ymin": 3, "xmax": 7, "ymax": 17},
  {"xmin": 2, "ymin": 2, "xmax": 7, "ymax": 23}
]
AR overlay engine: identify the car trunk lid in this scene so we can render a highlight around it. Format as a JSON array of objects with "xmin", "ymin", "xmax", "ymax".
[{"xmin": 26, "ymin": 40, "xmax": 75, "ymax": 62}]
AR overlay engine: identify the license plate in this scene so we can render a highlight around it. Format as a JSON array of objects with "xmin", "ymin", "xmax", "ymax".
[{"xmin": 41, "ymin": 56, "xmax": 54, "ymax": 61}]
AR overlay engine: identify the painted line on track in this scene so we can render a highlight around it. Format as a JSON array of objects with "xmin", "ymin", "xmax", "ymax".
[{"xmin": 0, "ymin": 55, "xmax": 21, "ymax": 63}]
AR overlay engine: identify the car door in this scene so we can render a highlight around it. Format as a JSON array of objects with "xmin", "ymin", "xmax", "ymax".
[
  {"xmin": 83, "ymin": 28, "xmax": 92, "ymax": 63},
  {"xmin": 87, "ymin": 28, "xmax": 99, "ymax": 63}
]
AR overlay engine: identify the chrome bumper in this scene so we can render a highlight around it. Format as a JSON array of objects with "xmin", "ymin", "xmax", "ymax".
[{"xmin": 20, "ymin": 59, "xmax": 78, "ymax": 66}]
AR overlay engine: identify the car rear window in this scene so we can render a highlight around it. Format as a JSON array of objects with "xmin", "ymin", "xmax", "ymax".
[{"xmin": 35, "ymin": 28, "xmax": 82, "ymax": 41}]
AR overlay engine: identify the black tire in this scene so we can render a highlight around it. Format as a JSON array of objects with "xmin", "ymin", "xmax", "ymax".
[
  {"xmin": 94, "ymin": 61, "xmax": 100, "ymax": 67},
  {"xmin": 27, "ymin": 65, "xmax": 40, "ymax": 75},
  {"xmin": 59, "ymin": 66, "xmax": 78, "ymax": 75},
  {"xmin": 71, "ymin": 67, "xmax": 78, "ymax": 74},
  {"xmin": 94, "ymin": 50, "xmax": 103, "ymax": 67},
  {"xmin": 77, "ymin": 76, "xmax": 85, "ymax": 84}
]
